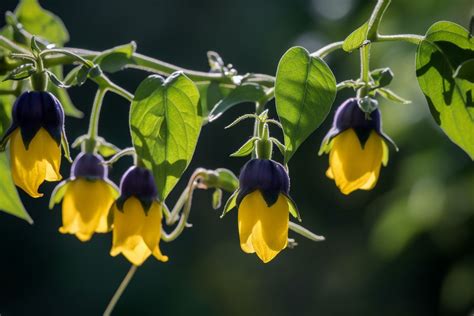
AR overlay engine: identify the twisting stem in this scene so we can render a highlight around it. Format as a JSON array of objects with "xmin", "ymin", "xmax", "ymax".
[
  {"xmin": 311, "ymin": 41, "xmax": 344, "ymax": 58},
  {"xmin": 103, "ymin": 265, "xmax": 138, "ymax": 316}
]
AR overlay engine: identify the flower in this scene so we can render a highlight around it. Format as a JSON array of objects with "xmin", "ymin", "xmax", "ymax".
[
  {"xmin": 0, "ymin": 91, "xmax": 65, "ymax": 197},
  {"xmin": 110, "ymin": 166, "xmax": 168, "ymax": 266},
  {"xmin": 319, "ymin": 98, "xmax": 395, "ymax": 195},
  {"xmin": 50, "ymin": 152, "xmax": 119, "ymax": 241},
  {"xmin": 232, "ymin": 159, "xmax": 299, "ymax": 263}
]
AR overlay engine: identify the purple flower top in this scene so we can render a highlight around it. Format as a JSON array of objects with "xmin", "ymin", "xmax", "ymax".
[
  {"xmin": 71, "ymin": 152, "xmax": 107, "ymax": 180},
  {"xmin": 2, "ymin": 91, "xmax": 64, "ymax": 149},
  {"xmin": 237, "ymin": 159, "xmax": 290, "ymax": 207},
  {"xmin": 321, "ymin": 98, "xmax": 396, "ymax": 149},
  {"xmin": 117, "ymin": 166, "xmax": 158, "ymax": 212}
]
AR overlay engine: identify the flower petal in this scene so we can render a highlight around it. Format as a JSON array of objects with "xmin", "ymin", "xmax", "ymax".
[
  {"xmin": 10, "ymin": 128, "xmax": 61, "ymax": 198},
  {"xmin": 238, "ymin": 191, "xmax": 289, "ymax": 263},
  {"xmin": 328, "ymin": 129, "xmax": 383, "ymax": 194},
  {"xmin": 238, "ymin": 191, "xmax": 259, "ymax": 254},
  {"xmin": 141, "ymin": 201, "xmax": 168, "ymax": 262},
  {"xmin": 59, "ymin": 179, "xmax": 115, "ymax": 241}
]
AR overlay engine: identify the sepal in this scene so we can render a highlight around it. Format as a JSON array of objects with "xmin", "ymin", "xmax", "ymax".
[
  {"xmin": 283, "ymin": 193, "xmax": 301, "ymax": 222},
  {"xmin": 220, "ymin": 190, "xmax": 238, "ymax": 218},
  {"xmin": 49, "ymin": 180, "xmax": 70, "ymax": 209}
]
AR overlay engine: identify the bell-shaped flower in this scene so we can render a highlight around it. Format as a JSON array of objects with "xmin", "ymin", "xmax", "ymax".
[
  {"xmin": 319, "ymin": 98, "xmax": 396, "ymax": 195},
  {"xmin": 50, "ymin": 152, "xmax": 119, "ymax": 241},
  {"xmin": 225, "ymin": 159, "xmax": 299, "ymax": 263},
  {"xmin": 110, "ymin": 166, "xmax": 168, "ymax": 266},
  {"xmin": 0, "ymin": 91, "xmax": 65, "ymax": 197}
]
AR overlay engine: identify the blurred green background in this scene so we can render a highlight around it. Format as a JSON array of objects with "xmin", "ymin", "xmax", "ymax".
[{"xmin": 1, "ymin": 0, "xmax": 474, "ymax": 315}]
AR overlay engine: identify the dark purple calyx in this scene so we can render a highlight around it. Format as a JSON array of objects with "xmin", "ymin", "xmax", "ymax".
[
  {"xmin": 71, "ymin": 153, "xmax": 107, "ymax": 180},
  {"xmin": 116, "ymin": 166, "xmax": 158, "ymax": 213},
  {"xmin": 0, "ymin": 91, "xmax": 64, "ymax": 149},
  {"xmin": 237, "ymin": 159, "xmax": 290, "ymax": 207},
  {"xmin": 322, "ymin": 98, "xmax": 394, "ymax": 148}
]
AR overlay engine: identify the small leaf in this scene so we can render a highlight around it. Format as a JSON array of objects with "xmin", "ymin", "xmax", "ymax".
[
  {"xmin": 376, "ymin": 88, "xmax": 411, "ymax": 104},
  {"xmin": 97, "ymin": 138, "xmax": 121, "ymax": 158},
  {"xmin": 14, "ymin": 0, "xmax": 69, "ymax": 45},
  {"xmin": 342, "ymin": 22, "xmax": 369, "ymax": 52},
  {"xmin": 221, "ymin": 190, "xmax": 238, "ymax": 218},
  {"xmin": 131, "ymin": 72, "xmax": 202, "ymax": 201},
  {"xmin": 0, "ymin": 79, "xmax": 14, "ymax": 136},
  {"xmin": 230, "ymin": 136, "xmax": 258, "ymax": 157},
  {"xmin": 0, "ymin": 150, "xmax": 33, "ymax": 223},
  {"xmin": 275, "ymin": 46, "xmax": 337, "ymax": 164},
  {"xmin": 269, "ymin": 137, "xmax": 286, "ymax": 156},
  {"xmin": 63, "ymin": 65, "xmax": 89, "ymax": 87},
  {"xmin": 212, "ymin": 188, "xmax": 222, "ymax": 209},
  {"xmin": 208, "ymin": 83, "xmax": 267, "ymax": 122},
  {"xmin": 4, "ymin": 63, "xmax": 36, "ymax": 81},
  {"xmin": 93, "ymin": 42, "xmax": 137, "ymax": 73},
  {"xmin": 49, "ymin": 180, "xmax": 69, "ymax": 209},
  {"xmin": 416, "ymin": 21, "xmax": 474, "ymax": 159}
]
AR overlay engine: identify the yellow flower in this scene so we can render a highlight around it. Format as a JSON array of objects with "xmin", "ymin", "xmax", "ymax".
[
  {"xmin": 60, "ymin": 179, "xmax": 116, "ymax": 241},
  {"xmin": 224, "ymin": 159, "xmax": 300, "ymax": 263},
  {"xmin": 110, "ymin": 166, "xmax": 168, "ymax": 266},
  {"xmin": 110, "ymin": 198, "xmax": 168, "ymax": 266},
  {"xmin": 326, "ymin": 129, "xmax": 388, "ymax": 195},
  {"xmin": 50, "ymin": 153, "xmax": 118, "ymax": 241},
  {"xmin": 10, "ymin": 128, "xmax": 61, "ymax": 197},
  {"xmin": 0, "ymin": 91, "xmax": 66, "ymax": 198},
  {"xmin": 239, "ymin": 191, "xmax": 290, "ymax": 263},
  {"xmin": 320, "ymin": 98, "xmax": 393, "ymax": 195}
]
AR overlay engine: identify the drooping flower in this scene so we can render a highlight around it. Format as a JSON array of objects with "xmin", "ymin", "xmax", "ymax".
[
  {"xmin": 0, "ymin": 91, "xmax": 65, "ymax": 198},
  {"xmin": 319, "ymin": 98, "xmax": 396, "ymax": 195},
  {"xmin": 225, "ymin": 159, "xmax": 300, "ymax": 263},
  {"xmin": 110, "ymin": 166, "xmax": 168, "ymax": 266},
  {"xmin": 50, "ymin": 152, "xmax": 119, "ymax": 242}
]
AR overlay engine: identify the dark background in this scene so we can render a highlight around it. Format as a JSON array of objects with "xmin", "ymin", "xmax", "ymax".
[{"xmin": 1, "ymin": 0, "xmax": 473, "ymax": 315}]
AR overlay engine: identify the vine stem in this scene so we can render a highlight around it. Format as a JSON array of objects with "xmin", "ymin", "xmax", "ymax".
[
  {"xmin": 103, "ymin": 265, "xmax": 138, "ymax": 316},
  {"xmin": 357, "ymin": 43, "xmax": 371, "ymax": 98}
]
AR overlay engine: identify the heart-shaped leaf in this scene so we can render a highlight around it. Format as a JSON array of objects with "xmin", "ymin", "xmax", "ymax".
[
  {"xmin": 416, "ymin": 21, "xmax": 474, "ymax": 159},
  {"xmin": 275, "ymin": 46, "xmax": 337, "ymax": 163},
  {"xmin": 130, "ymin": 72, "xmax": 202, "ymax": 200}
]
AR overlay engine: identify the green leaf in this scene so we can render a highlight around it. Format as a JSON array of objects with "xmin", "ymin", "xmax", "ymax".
[
  {"xmin": 0, "ymin": 150, "xmax": 33, "ymax": 223},
  {"xmin": 14, "ymin": 0, "xmax": 69, "ymax": 45},
  {"xmin": 221, "ymin": 190, "xmax": 238, "ymax": 218},
  {"xmin": 416, "ymin": 21, "xmax": 474, "ymax": 159},
  {"xmin": 0, "ymin": 78, "xmax": 14, "ymax": 136},
  {"xmin": 97, "ymin": 138, "xmax": 121, "ymax": 158},
  {"xmin": 230, "ymin": 136, "xmax": 258, "ymax": 157},
  {"xmin": 208, "ymin": 83, "xmax": 267, "ymax": 122},
  {"xmin": 342, "ymin": 22, "xmax": 369, "ymax": 52},
  {"xmin": 48, "ymin": 66, "xmax": 83, "ymax": 118},
  {"xmin": 275, "ymin": 46, "xmax": 337, "ymax": 164},
  {"xmin": 131, "ymin": 72, "xmax": 202, "ymax": 201},
  {"xmin": 453, "ymin": 59, "xmax": 474, "ymax": 82},
  {"xmin": 375, "ymin": 88, "xmax": 411, "ymax": 104},
  {"xmin": 48, "ymin": 180, "xmax": 69, "ymax": 210},
  {"xmin": 196, "ymin": 82, "xmax": 233, "ymax": 123},
  {"xmin": 93, "ymin": 42, "xmax": 137, "ymax": 73},
  {"xmin": 4, "ymin": 63, "xmax": 36, "ymax": 81}
]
